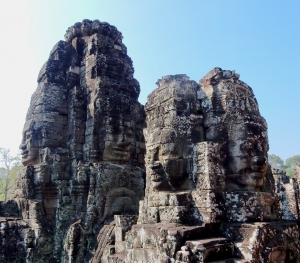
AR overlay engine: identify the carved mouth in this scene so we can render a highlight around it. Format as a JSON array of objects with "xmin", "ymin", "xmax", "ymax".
[
  {"xmin": 112, "ymin": 147, "xmax": 129, "ymax": 156},
  {"xmin": 113, "ymin": 150, "xmax": 128, "ymax": 156},
  {"xmin": 151, "ymin": 174, "xmax": 165, "ymax": 182},
  {"xmin": 150, "ymin": 164, "xmax": 165, "ymax": 182},
  {"xmin": 227, "ymin": 172, "xmax": 264, "ymax": 185},
  {"xmin": 249, "ymin": 172, "xmax": 264, "ymax": 180},
  {"xmin": 226, "ymin": 172, "xmax": 265, "ymax": 190},
  {"xmin": 251, "ymin": 165, "xmax": 267, "ymax": 173},
  {"xmin": 151, "ymin": 167, "xmax": 164, "ymax": 173},
  {"xmin": 241, "ymin": 170, "xmax": 264, "ymax": 177},
  {"xmin": 235, "ymin": 171, "xmax": 264, "ymax": 178},
  {"xmin": 21, "ymin": 150, "xmax": 28, "ymax": 158}
]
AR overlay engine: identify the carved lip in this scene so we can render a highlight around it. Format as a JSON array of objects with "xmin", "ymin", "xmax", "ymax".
[
  {"xmin": 150, "ymin": 164, "xmax": 164, "ymax": 173},
  {"xmin": 251, "ymin": 165, "xmax": 267, "ymax": 173},
  {"xmin": 21, "ymin": 150, "xmax": 29, "ymax": 157},
  {"xmin": 150, "ymin": 164, "xmax": 165, "ymax": 182},
  {"xmin": 227, "ymin": 172, "xmax": 264, "ymax": 184},
  {"xmin": 246, "ymin": 171, "xmax": 264, "ymax": 179},
  {"xmin": 112, "ymin": 148, "xmax": 129, "ymax": 156},
  {"xmin": 151, "ymin": 174, "xmax": 165, "ymax": 182},
  {"xmin": 252, "ymin": 175, "xmax": 264, "ymax": 183}
]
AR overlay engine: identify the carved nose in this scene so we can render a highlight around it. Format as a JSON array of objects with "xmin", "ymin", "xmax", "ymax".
[
  {"xmin": 150, "ymin": 148, "xmax": 159, "ymax": 163},
  {"xmin": 252, "ymin": 156, "xmax": 267, "ymax": 166},
  {"xmin": 19, "ymin": 142, "xmax": 26, "ymax": 150},
  {"xmin": 117, "ymin": 141, "xmax": 129, "ymax": 146}
]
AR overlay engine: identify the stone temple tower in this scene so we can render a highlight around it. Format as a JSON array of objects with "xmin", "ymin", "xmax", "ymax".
[{"xmin": 4, "ymin": 19, "xmax": 145, "ymax": 262}]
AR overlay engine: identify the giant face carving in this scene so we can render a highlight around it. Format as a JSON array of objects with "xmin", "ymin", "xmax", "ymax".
[
  {"xmin": 225, "ymin": 118, "xmax": 268, "ymax": 191},
  {"xmin": 102, "ymin": 121, "xmax": 135, "ymax": 163},
  {"xmin": 147, "ymin": 130, "xmax": 188, "ymax": 191},
  {"xmin": 144, "ymin": 75, "xmax": 202, "ymax": 192},
  {"xmin": 19, "ymin": 117, "xmax": 66, "ymax": 166},
  {"xmin": 294, "ymin": 162, "xmax": 300, "ymax": 179},
  {"xmin": 19, "ymin": 121, "xmax": 40, "ymax": 166}
]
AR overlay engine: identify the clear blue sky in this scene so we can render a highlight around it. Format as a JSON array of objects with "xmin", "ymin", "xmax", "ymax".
[{"xmin": 0, "ymin": 0, "xmax": 299, "ymax": 161}]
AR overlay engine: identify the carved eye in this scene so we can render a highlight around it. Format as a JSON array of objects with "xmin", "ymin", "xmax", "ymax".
[
  {"xmin": 241, "ymin": 141, "xmax": 253, "ymax": 151},
  {"xmin": 126, "ymin": 129, "xmax": 134, "ymax": 138},
  {"xmin": 25, "ymin": 133, "xmax": 31, "ymax": 140}
]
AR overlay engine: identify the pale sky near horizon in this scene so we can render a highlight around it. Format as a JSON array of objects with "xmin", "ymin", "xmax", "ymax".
[{"xmin": 0, "ymin": 0, "xmax": 299, "ymax": 161}]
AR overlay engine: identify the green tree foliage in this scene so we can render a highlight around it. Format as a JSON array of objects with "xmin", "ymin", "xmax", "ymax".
[
  {"xmin": 285, "ymin": 155, "xmax": 300, "ymax": 177},
  {"xmin": 0, "ymin": 148, "xmax": 23, "ymax": 201},
  {"xmin": 268, "ymin": 154, "xmax": 285, "ymax": 169},
  {"xmin": 268, "ymin": 154, "xmax": 300, "ymax": 177}
]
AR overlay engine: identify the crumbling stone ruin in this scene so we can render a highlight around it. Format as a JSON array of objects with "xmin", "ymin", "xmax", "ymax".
[{"xmin": 0, "ymin": 19, "xmax": 300, "ymax": 263}]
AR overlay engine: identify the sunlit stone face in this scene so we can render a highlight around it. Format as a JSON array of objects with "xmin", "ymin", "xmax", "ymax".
[
  {"xmin": 144, "ymin": 75, "xmax": 202, "ymax": 192},
  {"xmin": 102, "ymin": 122, "xmax": 135, "ymax": 163},
  {"xmin": 225, "ymin": 121, "xmax": 268, "ymax": 191},
  {"xmin": 19, "ymin": 121, "xmax": 40, "ymax": 166},
  {"xmin": 81, "ymin": 19, "xmax": 92, "ymax": 36},
  {"xmin": 146, "ymin": 125, "xmax": 190, "ymax": 191}
]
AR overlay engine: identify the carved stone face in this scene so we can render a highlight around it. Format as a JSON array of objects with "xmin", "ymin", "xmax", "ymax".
[
  {"xmin": 102, "ymin": 122, "xmax": 135, "ymax": 163},
  {"xmin": 92, "ymin": 20, "xmax": 101, "ymax": 32},
  {"xmin": 81, "ymin": 19, "xmax": 92, "ymax": 36},
  {"xmin": 19, "ymin": 122, "xmax": 40, "ymax": 166},
  {"xmin": 226, "ymin": 121, "xmax": 268, "ymax": 191},
  {"xmin": 269, "ymin": 247, "xmax": 296, "ymax": 263},
  {"xmin": 295, "ymin": 162, "xmax": 300, "ymax": 178},
  {"xmin": 64, "ymin": 27, "xmax": 74, "ymax": 42},
  {"xmin": 144, "ymin": 75, "xmax": 201, "ymax": 192},
  {"xmin": 77, "ymin": 163, "xmax": 90, "ymax": 184},
  {"xmin": 147, "ymin": 129, "xmax": 189, "ymax": 191}
]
